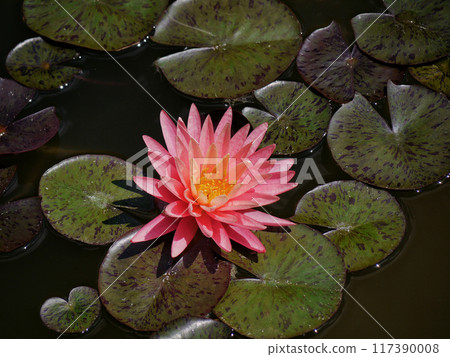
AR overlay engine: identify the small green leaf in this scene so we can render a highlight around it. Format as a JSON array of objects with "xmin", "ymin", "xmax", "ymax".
[{"xmin": 409, "ymin": 57, "xmax": 450, "ymax": 96}]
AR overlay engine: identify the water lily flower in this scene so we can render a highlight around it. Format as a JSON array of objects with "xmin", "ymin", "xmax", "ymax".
[{"xmin": 132, "ymin": 104, "xmax": 297, "ymax": 257}]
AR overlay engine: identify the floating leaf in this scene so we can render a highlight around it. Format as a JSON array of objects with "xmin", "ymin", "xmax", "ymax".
[
  {"xmin": 150, "ymin": 317, "xmax": 232, "ymax": 339},
  {"xmin": 0, "ymin": 166, "xmax": 16, "ymax": 197},
  {"xmin": 6, "ymin": 37, "xmax": 81, "ymax": 91},
  {"xmin": 0, "ymin": 78, "xmax": 36, "ymax": 125},
  {"xmin": 23, "ymin": 0, "xmax": 169, "ymax": 51},
  {"xmin": 98, "ymin": 229, "xmax": 232, "ymax": 331},
  {"xmin": 327, "ymin": 82, "xmax": 450, "ymax": 189},
  {"xmin": 296, "ymin": 21, "xmax": 403, "ymax": 103},
  {"xmin": 352, "ymin": 0, "xmax": 450, "ymax": 65},
  {"xmin": 242, "ymin": 81, "xmax": 331, "ymax": 154},
  {"xmin": 213, "ymin": 225, "xmax": 345, "ymax": 338},
  {"xmin": 0, "ymin": 197, "xmax": 43, "ymax": 253},
  {"xmin": 409, "ymin": 57, "xmax": 450, "ymax": 96},
  {"xmin": 40, "ymin": 286, "xmax": 101, "ymax": 334},
  {"xmin": 151, "ymin": 0, "xmax": 302, "ymax": 99},
  {"xmin": 292, "ymin": 181, "xmax": 406, "ymax": 272},
  {"xmin": 39, "ymin": 155, "xmax": 144, "ymax": 245}
]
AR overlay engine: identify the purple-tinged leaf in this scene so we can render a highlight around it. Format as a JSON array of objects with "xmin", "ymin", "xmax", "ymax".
[
  {"xmin": 0, "ymin": 166, "xmax": 16, "ymax": 197},
  {"xmin": 0, "ymin": 78, "xmax": 35, "ymax": 127}
]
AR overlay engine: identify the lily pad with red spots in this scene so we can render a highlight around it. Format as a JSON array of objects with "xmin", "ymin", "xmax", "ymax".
[
  {"xmin": 242, "ymin": 81, "xmax": 331, "ymax": 154},
  {"xmin": 0, "ymin": 166, "xmax": 16, "ymax": 197},
  {"xmin": 409, "ymin": 57, "xmax": 450, "ymax": 96},
  {"xmin": 352, "ymin": 0, "xmax": 450, "ymax": 65},
  {"xmin": 6, "ymin": 37, "xmax": 81, "ymax": 91},
  {"xmin": 327, "ymin": 82, "xmax": 450, "ymax": 190},
  {"xmin": 0, "ymin": 197, "xmax": 43, "ymax": 253},
  {"xmin": 150, "ymin": 317, "xmax": 232, "ymax": 338},
  {"xmin": 213, "ymin": 225, "xmax": 345, "ymax": 338},
  {"xmin": 40, "ymin": 286, "xmax": 101, "ymax": 334},
  {"xmin": 151, "ymin": 0, "xmax": 302, "ymax": 99},
  {"xmin": 39, "ymin": 155, "xmax": 145, "ymax": 245},
  {"xmin": 292, "ymin": 181, "xmax": 406, "ymax": 272},
  {"xmin": 23, "ymin": 0, "xmax": 169, "ymax": 51},
  {"xmin": 296, "ymin": 21, "xmax": 404, "ymax": 103},
  {"xmin": 98, "ymin": 229, "xmax": 232, "ymax": 331}
]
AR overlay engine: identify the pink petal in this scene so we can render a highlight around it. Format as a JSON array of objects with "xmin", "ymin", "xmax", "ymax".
[
  {"xmin": 199, "ymin": 115, "xmax": 214, "ymax": 155},
  {"xmin": 176, "ymin": 136, "xmax": 189, "ymax": 168},
  {"xmin": 171, "ymin": 216, "xmax": 198, "ymax": 257},
  {"xmin": 133, "ymin": 176, "xmax": 178, "ymax": 203},
  {"xmin": 143, "ymin": 135, "xmax": 170, "ymax": 156},
  {"xmin": 174, "ymin": 157, "xmax": 190, "ymax": 189},
  {"xmin": 264, "ymin": 170, "xmax": 296, "ymax": 184},
  {"xmin": 160, "ymin": 110, "xmax": 177, "ymax": 156},
  {"xmin": 244, "ymin": 122, "xmax": 268, "ymax": 156},
  {"xmin": 253, "ymin": 182, "xmax": 298, "ymax": 196},
  {"xmin": 209, "ymin": 210, "xmax": 266, "ymax": 230},
  {"xmin": 164, "ymin": 200, "xmax": 190, "ymax": 217},
  {"xmin": 219, "ymin": 192, "xmax": 280, "ymax": 211},
  {"xmin": 214, "ymin": 107, "xmax": 232, "ymax": 140},
  {"xmin": 211, "ymin": 220, "xmax": 232, "ymax": 252},
  {"xmin": 225, "ymin": 225, "xmax": 266, "ymax": 253},
  {"xmin": 188, "ymin": 203, "xmax": 202, "ymax": 217},
  {"xmin": 187, "ymin": 104, "xmax": 202, "ymax": 142},
  {"xmin": 176, "ymin": 118, "xmax": 190, "ymax": 148},
  {"xmin": 160, "ymin": 177, "xmax": 186, "ymax": 200},
  {"xmin": 196, "ymin": 213, "xmax": 213, "ymax": 237},
  {"xmin": 247, "ymin": 144, "xmax": 276, "ymax": 165},
  {"xmin": 269, "ymin": 158, "xmax": 295, "ymax": 172},
  {"xmin": 241, "ymin": 209, "xmax": 296, "ymax": 226},
  {"xmin": 215, "ymin": 123, "xmax": 231, "ymax": 157},
  {"xmin": 131, "ymin": 214, "xmax": 178, "ymax": 243},
  {"xmin": 229, "ymin": 124, "xmax": 250, "ymax": 156},
  {"xmin": 210, "ymin": 194, "xmax": 229, "ymax": 208}
]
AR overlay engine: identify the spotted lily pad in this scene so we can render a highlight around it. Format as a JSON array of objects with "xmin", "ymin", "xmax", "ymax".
[
  {"xmin": 293, "ymin": 181, "xmax": 406, "ymax": 272},
  {"xmin": 39, "ymin": 155, "xmax": 144, "ymax": 245},
  {"xmin": 327, "ymin": 82, "xmax": 450, "ymax": 189},
  {"xmin": 0, "ymin": 78, "xmax": 36, "ymax": 124},
  {"xmin": 23, "ymin": 0, "xmax": 169, "ymax": 51},
  {"xmin": 150, "ymin": 317, "xmax": 232, "ymax": 339},
  {"xmin": 296, "ymin": 22, "xmax": 404, "ymax": 103},
  {"xmin": 151, "ymin": 0, "xmax": 302, "ymax": 99},
  {"xmin": 40, "ymin": 286, "xmax": 101, "ymax": 334},
  {"xmin": 0, "ymin": 197, "xmax": 43, "ymax": 253},
  {"xmin": 352, "ymin": 0, "xmax": 450, "ymax": 65},
  {"xmin": 213, "ymin": 225, "xmax": 345, "ymax": 338},
  {"xmin": 6, "ymin": 37, "xmax": 81, "ymax": 91},
  {"xmin": 242, "ymin": 81, "xmax": 331, "ymax": 154},
  {"xmin": 0, "ymin": 166, "xmax": 16, "ymax": 197},
  {"xmin": 98, "ymin": 229, "xmax": 232, "ymax": 331},
  {"xmin": 409, "ymin": 57, "xmax": 450, "ymax": 96}
]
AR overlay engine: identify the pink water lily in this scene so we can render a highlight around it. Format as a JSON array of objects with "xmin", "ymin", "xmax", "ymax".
[{"xmin": 132, "ymin": 104, "xmax": 297, "ymax": 257}]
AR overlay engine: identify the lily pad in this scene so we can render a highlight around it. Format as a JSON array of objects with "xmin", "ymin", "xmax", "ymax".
[
  {"xmin": 292, "ymin": 181, "xmax": 406, "ymax": 272},
  {"xmin": 409, "ymin": 57, "xmax": 450, "ymax": 96},
  {"xmin": 39, "ymin": 155, "xmax": 144, "ymax": 245},
  {"xmin": 0, "ymin": 78, "xmax": 36, "ymax": 125},
  {"xmin": 242, "ymin": 81, "xmax": 331, "ymax": 154},
  {"xmin": 352, "ymin": 0, "xmax": 450, "ymax": 65},
  {"xmin": 40, "ymin": 286, "xmax": 101, "ymax": 334},
  {"xmin": 296, "ymin": 21, "xmax": 404, "ymax": 103},
  {"xmin": 6, "ymin": 37, "xmax": 81, "ymax": 91},
  {"xmin": 98, "ymin": 229, "xmax": 232, "ymax": 331},
  {"xmin": 327, "ymin": 82, "xmax": 450, "ymax": 189},
  {"xmin": 0, "ymin": 166, "xmax": 16, "ymax": 197},
  {"xmin": 0, "ymin": 197, "xmax": 43, "ymax": 253},
  {"xmin": 23, "ymin": 0, "xmax": 169, "ymax": 51},
  {"xmin": 150, "ymin": 317, "xmax": 232, "ymax": 339},
  {"xmin": 151, "ymin": 0, "xmax": 302, "ymax": 99},
  {"xmin": 213, "ymin": 225, "xmax": 345, "ymax": 338}
]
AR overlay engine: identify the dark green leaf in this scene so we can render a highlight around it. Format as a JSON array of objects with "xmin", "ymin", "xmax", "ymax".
[{"xmin": 409, "ymin": 57, "xmax": 450, "ymax": 96}]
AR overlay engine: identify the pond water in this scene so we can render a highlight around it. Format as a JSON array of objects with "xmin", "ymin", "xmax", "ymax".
[{"xmin": 0, "ymin": 0, "xmax": 449, "ymax": 338}]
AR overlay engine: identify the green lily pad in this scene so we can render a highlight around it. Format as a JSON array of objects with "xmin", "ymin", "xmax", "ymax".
[
  {"xmin": 40, "ymin": 286, "xmax": 101, "ymax": 334},
  {"xmin": 0, "ymin": 166, "xmax": 16, "ymax": 197},
  {"xmin": 0, "ymin": 78, "xmax": 36, "ymax": 124},
  {"xmin": 409, "ymin": 57, "xmax": 450, "ymax": 96},
  {"xmin": 0, "ymin": 197, "xmax": 43, "ymax": 253},
  {"xmin": 242, "ymin": 81, "xmax": 331, "ymax": 154},
  {"xmin": 23, "ymin": 0, "xmax": 169, "ymax": 51},
  {"xmin": 296, "ymin": 22, "xmax": 404, "ymax": 103},
  {"xmin": 213, "ymin": 225, "xmax": 345, "ymax": 338},
  {"xmin": 98, "ymin": 229, "xmax": 232, "ymax": 331},
  {"xmin": 327, "ymin": 82, "xmax": 450, "ymax": 189},
  {"xmin": 151, "ymin": 0, "xmax": 302, "ymax": 99},
  {"xmin": 6, "ymin": 37, "xmax": 80, "ymax": 91},
  {"xmin": 150, "ymin": 317, "xmax": 232, "ymax": 339},
  {"xmin": 39, "ymin": 155, "xmax": 144, "ymax": 245},
  {"xmin": 352, "ymin": 0, "xmax": 450, "ymax": 65},
  {"xmin": 292, "ymin": 181, "xmax": 406, "ymax": 272}
]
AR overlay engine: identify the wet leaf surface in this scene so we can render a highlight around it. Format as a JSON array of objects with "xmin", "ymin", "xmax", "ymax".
[
  {"xmin": 409, "ymin": 57, "xmax": 450, "ymax": 96},
  {"xmin": 150, "ymin": 317, "xmax": 232, "ymax": 338},
  {"xmin": 0, "ymin": 78, "xmax": 36, "ymax": 126},
  {"xmin": 0, "ymin": 166, "xmax": 16, "ymax": 197}
]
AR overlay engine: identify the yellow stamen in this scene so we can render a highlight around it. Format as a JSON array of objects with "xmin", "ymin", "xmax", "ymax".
[{"xmin": 196, "ymin": 168, "xmax": 234, "ymax": 202}]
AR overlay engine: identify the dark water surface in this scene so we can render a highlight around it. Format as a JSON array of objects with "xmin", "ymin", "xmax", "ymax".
[{"xmin": 1, "ymin": 0, "xmax": 449, "ymax": 338}]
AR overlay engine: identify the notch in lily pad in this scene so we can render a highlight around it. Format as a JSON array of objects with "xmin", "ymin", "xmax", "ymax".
[
  {"xmin": 6, "ymin": 37, "xmax": 81, "ymax": 91},
  {"xmin": 150, "ymin": 317, "xmax": 232, "ymax": 339},
  {"xmin": 39, "ymin": 155, "xmax": 149, "ymax": 245},
  {"xmin": 409, "ymin": 57, "xmax": 450, "ymax": 96},
  {"xmin": 293, "ymin": 181, "xmax": 406, "ymax": 272},
  {"xmin": 98, "ymin": 229, "xmax": 232, "ymax": 331},
  {"xmin": 23, "ymin": 0, "xmax": 169, "ymax": 51},
  {"xmin": 327, "ymin": 81, "xmax": 450, "ymax": 190},
  {"xmin": 0, "ymin": 197, "xmax": 43, "ymax": 253},
  {"xmin": 352, "ymin": 0, "xmax": 450, "ymax": 65},
  {"xmin": 213, "ymin": 225, "xmax": 345, "ymax": 338},
  {"xmin": 242, "ymin": 81, "xmax": 331, "ymax": 154},
  {"xmin": 151, "ymin": 0, "xmax": 302, "ymax": 99},
  {"xmin": 40, "ymin": 286, "xmax": 101, "ymax": 334},
  {"xmin": 296, "ymin": 21, "xmax": 404, "ymax": 103}
]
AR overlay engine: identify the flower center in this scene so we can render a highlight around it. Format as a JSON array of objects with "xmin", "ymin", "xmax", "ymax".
[{"xmin": 197, "ymin": 170, "xmax": 234, "ymax": 202}]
